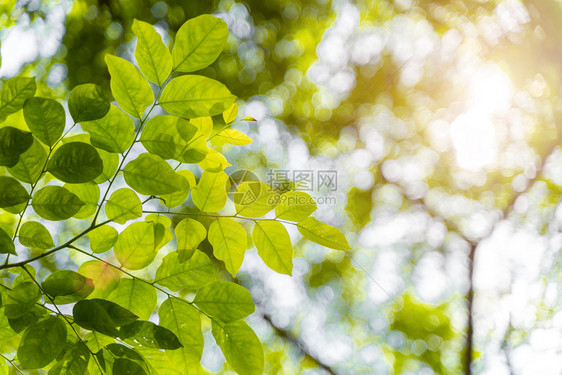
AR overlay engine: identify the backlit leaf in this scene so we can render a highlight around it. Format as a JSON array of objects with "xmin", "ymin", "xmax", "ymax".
[
  {"xmin": 0, "ymin": 176, "xmax": 30, "ymax": 208},
  {"xmin": 0, "ymin": 227, "xmax": 16, "ymax": 255},
  {"xmin": 32, "ymin": 186, "xmax": 84, "ymax": 221},
  {"xmin": 17, "ymin": 315, "xmax": 66, "ymax": 369},
  {"xmin": 160, "ymin": 170, "xmax": 192, "ymax": 209},
  {"xmin": 274, "ymin": 191, "xmax": 317, "ymax": 221},
  {"xmin": 175, "ymin": 218, "xmax": 206, "ymax": 261},
  {"xmin": 87, "ymin": 225, "xmax": 118, "ymax": 253},
  {"xmin": 123, "ymin": 153, "xmax": 185, "ymax": 196},
  {"xmin": 105, "ymin": 54, "xmax": 154, "ymax": 119},
  {"xmin": 47, "ymin": 142, "xmax": 103, "ymax": 183},
  {"xmin": 0, "ymin": 126, "xmax": 33, "ymax": 165},
  {"xmin": 68, "ymin": 83, "xmax": 111, "ymax": 122},
  {"xmin": 198, "ymin": 149, "xmax": 231, "ymax": 171},
  {"xmin": 23, "ymin": 97, "xmax": 65, "ymax": 147},
  {"xmin": 78, "ymin": 261, "xmax": 121, "ymax": 299},
  {"xmin": 82, "ymin": 105, "xmax": 135, "ymax": 153},
  {"xmin": 297, "ymin": 217, "xmax": 351, "ymax": 251},
  {"xmin": 216, "ymin": 129, "xmax": 253, "ymax": 146},
  {"xmin": 192, "ymin": 171, "xmax": 229, "ymax": 212},
  {"xmin": 193, "ymin": 281, "xmax": 254, "ymax": 322},
  {"xmin": 7, "ymin": 138, "xmax": 47, "ymax": 184},
  {"xmin": 133, "ymin": 19, "xmax": 172, "ymax": 85},
  {"xmin": 96, "ymin": 344, "xmax": 149, "ymax": 375},
  {"xmin": 208, "ymin": 218, "xmax": 247, "ymax": 277},
  {"xmin": 234, "ymin": 181, "xmax": 277, "ymax": 217},
  {"xmin": 172, "ymin": 15, "xmax": 228, "ymax": 72},
  {"xmin": 119, "ymin": 320, "xmax": 182, "ymax": 349},
  {"xmin": 108, "ymin": 278, "xmax": 156, "ymax": 320},
  {"xmin": 19, "ymin": 221, "xmax": 55, "ymax": 249},
  {"xmin": 140, "ymin": 115, "xmax": 200, "ymax": 161},
  {"xmin": 0, "ymin": 77, "xmax": 36, "ymax": 118},
  {"xmin": 64, "ymin": 182, "xmax": 100, "ymax": 219},
  {"xmin": 5, "ymin": 282, "xmax": 41, "ymax": 319},
  {"xmin": 159, "ymin": 75, "xmax": 235, "ymax": 118},
  {"xmin": 105, "ymin": 188, "xmax": 142, "ymax": 224},
  {"xmin": 94, "ymin": 148, "xmax": 119, "ymax": 184},
  {"xmin": 48, "ymin": 341, "xmax": 90, "ymax": 375},
  {"xmin": 41, "ymin": 270, "xmax": 94, "ymax": 304},
  {"xmin": 253, "ymin": 220, "xmax": 293, "ymax": 275},
  {"xmin": 113, "ymin": 221, "xmax": 158, "ymax": 270},
  {"xmin": 223, "ymin": 103, "xmax": 238, "ymax": 124},
  {"xmin": 154, "ymin": 250, "xmax": 214, "ymax": 291},
  {"xmin": 73, "ymin": 299, "xmax": 138, "ymax": 337},
  {"xmin": 212, "ymin": 320, "xmax": 264, "ymax": 375}
]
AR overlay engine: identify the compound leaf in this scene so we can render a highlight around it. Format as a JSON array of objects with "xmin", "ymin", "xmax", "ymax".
[{"xmin": 132, "ymin": 19, "xmax": 172, "ymax": 85}]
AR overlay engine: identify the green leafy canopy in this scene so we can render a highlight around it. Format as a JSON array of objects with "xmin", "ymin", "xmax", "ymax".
[{"xmin": 0, "ymin": 13, "xmax": 351, "ymax": 375}]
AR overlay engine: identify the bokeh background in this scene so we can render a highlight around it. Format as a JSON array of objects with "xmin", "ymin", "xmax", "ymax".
[{"xmin": 2, "ymin": 0, "xmax": 562, "ymax": 373}]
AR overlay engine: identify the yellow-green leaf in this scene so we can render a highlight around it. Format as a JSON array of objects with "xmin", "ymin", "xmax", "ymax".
[
  {"xmin": 105, "ymin": 188, "xmax": 142, "ymax": 224},
  {"xmin": 193, "ymin": 281, "xmax": 254, "ymax": 322},
  {"xmin": 212, "ymin": 320, "xmax": 264, "ymax": 375},
  {"xmin": 274, "ymin": 191, "xmax": 317, "ymax": 222},
  {"xmin": 82, "ymin": 105, "xmax": 135, "ymax": 153},
  {"xmin": 132, "ymin": 19, "xmax": 172, "ymax": 85},
  {"xmin": 192, "ymin": 171, "xmax": 229, "ymax": 212},
  {"xmin": 253, "ymin": 220, "xmax": 293, "ymax": 275},
  {"xmin": 297, "ymin": 217, "xmax": 351, "ymax": 251},
  {"xmin": 208, "ymin": 218, "xmax": 247, "ymax": 277},
  {"xmin": 19, "ymin": 221, "xmax": 54, "ymax": 249}
]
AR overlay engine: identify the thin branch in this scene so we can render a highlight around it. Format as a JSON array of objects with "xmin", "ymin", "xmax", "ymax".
[
  {"xmin": 261, "ymin": 312, "xmax": 338, "ymax": 375},
  {"xmin": 0, "ymin": 353, "xmax": 24, "ymax": 374}
]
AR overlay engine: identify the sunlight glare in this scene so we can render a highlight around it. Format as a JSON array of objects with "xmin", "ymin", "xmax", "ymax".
[{"xmin": 451, "ymin": 110, "xmax": 497, "ymax": 171}]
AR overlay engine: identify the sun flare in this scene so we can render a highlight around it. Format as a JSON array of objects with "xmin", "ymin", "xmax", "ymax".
[{"xmin": 451, "ymin": 65, "xmax": 514, "ymax": 171}]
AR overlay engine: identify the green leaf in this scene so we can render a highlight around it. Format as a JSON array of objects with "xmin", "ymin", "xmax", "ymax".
[
  {"xmin": 0, "ymin": 126, "xmax": 33, "ymax": 165},
  {"xmin": 159, "ymin": 75, "xmax": 236, "ymax": 118},
  {"xmin": 193, "ymin": 281, "xmax": 254, "ymax": 322},
  {"xmin": 274, "ymin": 191, "xmax": 317, "ymax": 221},
  {"xmin": 87, "ymin": 225, "xmax": 118, "ymax": 253},
  {"xmin": 234, "ymin": 181, "xmax": 278, "ymax": 217},
  {"xmin": 172, "ymin": 14, "xmax": 228, "ymax": 72},
  {"xmin": 47, "ymin": 142, "xmax": 103, "ymax": 183},
  {"xmin": 105, "ymin": 188, "xmax": 142, "ymax": 224},
  {"xmin": 96, "ymin": 344, "xmax": 149, "ymax": 375},
  {"xmin": 119, "ymin": 320, "xmax": 182, "ymax": 349},
  {"xmin": 216, "ymin": 128, "xmax": 253, "ymax": 145},
  {"xmin": 140, "ymin": 115, "xmax": 202, "ymax": 161},
  {"xmin": 198, "ymin": 149, "xmax": 231, "ymax": 171},
  {"xmin": 208, "ymin": 218, "xmax": 247, "ymax": 277},
  {"xmin": 5, "ymin": 282, "xmax": 41, "ymax": 319},
  {"xmin": 78, "ymin": 261, "xmax": 121, "ymax": 299},
  {"xmin": 17, "ymin": 315, "xmax": 66, "ymax": 369},
  {"xmin": 0, "ymin": 176, "xmax": 30, "ymax": 208},
  {"xmin": 68, "ymin": 83, "xmax": 110, "ymax": 123},
  {"xmin": 212, "ymin": 320, "xmax": 264, "ymax": 375},
  {"xmin": 297, "ymin": 217, "xmax": 351, "ymax": 251},
  {"xmin": 159, "ymin": 298, "xmax": 203, "ymax": 367},
  {"xmin": 108, "ymin": 278, "xmax": 156, "ymax": 320},
  {"xmin": 8, "ymin": 306, "xmax": 44, "ymax": 333},
  {"xmin": 7, "ymin": 138, "xmax": 47, "ymax": 183},
  {"xmin": 48, "ymin": 341, "xmax": 90, "ymax": 375},
  {"xmin": 132, "ymin": 19, "xmax": 172, "ymax": 85},
  {"xmin": 41, "ymin": 270, "xmax": 94, "ymax": 304},
  {"xmin": 0, "ymin": 77, "xmax": 36, "ymax": 118},
  {"xmin": 175, "ymin": 218, "xmax": 206, "ymax": 261},
  {"xmin": 94, "ymin": 148, "xmax": 119, "ymax": 184},
  {"xmin": 114, "ymin": 221, "xmax": 159, "ymax": 270},
  {"xmin": 192, "ymin": 171, "xmax": 229, "ymax": 212},
  {"xmin": 145, "ymin": 214, "xmax": 173, "ymax": 250},
  {"xmin": 64, "ymin": 182, "xmax": 100, "ymax": 219},
  {"xmin": 105, "ymin": 54, "xmax": 154, "ymax": 119},
  {"xmin": 0, "ymin": 227, "xmax": 16, "ymax": 255},
  {"xmin": 83, "ymin": 332, "xmax": 114, "ymax": 353},
  {"xmin": 223, "ymin": 103, "xmax": 238, "ymax": 124},
  {"xmin": 82, "ymin": 105, "xmax": 135, "ymax": 153},
  {"xmin": 19, "ymin": 221, "xmax": 55, "ymax": 249},
  {"xmin": 154, "ymin": 250, "xmax": 214, "ymax": 291},
  {"xmin": 32, "ymin": 186, "xmax": 85, "ymax": 221},
  {"xmin": 160, "ymin": 170, "xmax": 192, "ymax": 209},
  {"xmin": 253, "ymin": 220, "xmax": 293, "ymax": 275},
  {"xmin": 190, "ymin": 116, "xmax": 213, "ymax": 138},
  {"xmin": 23, "ymin": 97, "xmax": 65, "ymax": 147},
  {"xmin": 123, "ymin": 153, "xmax": 185, "ymax": 196},
  {"xmin": 73, "ymin": 299, "xmax": 138, "ymax": 337}
]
